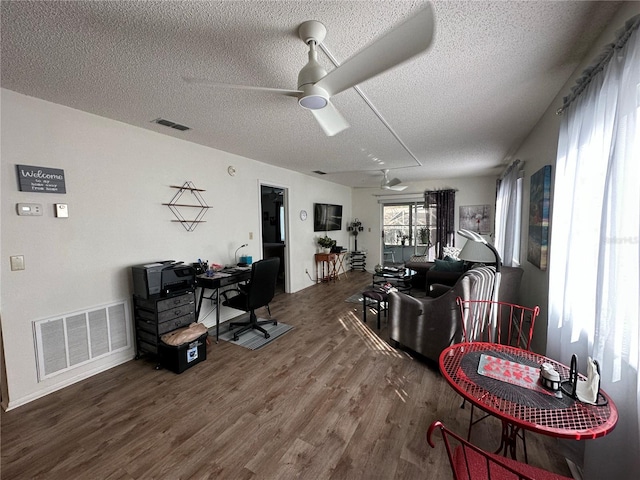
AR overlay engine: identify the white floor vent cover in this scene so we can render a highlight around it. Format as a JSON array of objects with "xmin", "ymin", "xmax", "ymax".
[{"xmin": 33, "ymin": 301, "xmax": 130, "ymax": 381}]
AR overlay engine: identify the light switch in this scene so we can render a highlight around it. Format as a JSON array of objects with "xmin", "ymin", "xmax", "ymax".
[
  {"xmin": 10, "ymin": 255, "xmax": 25, "ymax": 271},
  {"xmin": 55, "ymin": 203, "xmax": 69, "ymax": 218},
  {"xmin": 249, "ymin": 232, "xmax": 254, "ymax": 240}
]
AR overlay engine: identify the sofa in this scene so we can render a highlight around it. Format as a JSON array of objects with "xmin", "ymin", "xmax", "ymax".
[
  {"xmin": 405, "ymin": 256, "xmax": 466, "ymax": 293},
  {"xmin": 403, "ymin": 256, "xmax": 431, "ymax": 286},
  {"xmin": 387, "ymin": 265, "xmax": 523, "ymax": 362}
]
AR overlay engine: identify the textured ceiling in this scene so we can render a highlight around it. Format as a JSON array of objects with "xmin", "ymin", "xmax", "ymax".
[{"xmin": 1, "ymin": 1, "xmax": 622, "ymax": 188}]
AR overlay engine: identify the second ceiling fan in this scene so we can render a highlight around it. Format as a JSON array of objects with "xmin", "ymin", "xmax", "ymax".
[
  {"xmin": 380, "ymin": 169, "xmax": 407, "ymax": 191},
  {"xmin": 184, "ymin": 3, "xmax": 434, "ymax": 136}
]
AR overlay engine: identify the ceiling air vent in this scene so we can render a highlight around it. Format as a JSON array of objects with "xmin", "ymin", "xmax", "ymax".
[
  {"xmin": 313, "ymin": 170, "xmax": 327, "ymax": 175},
  {"xmin": 152, "ymin": 118, "xmax": 191, "ymax": 132}
]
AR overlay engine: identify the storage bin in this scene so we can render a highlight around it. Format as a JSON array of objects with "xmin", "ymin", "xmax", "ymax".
[{"xmin": 158, "ymin": 332, "xmax": 207, "ymax": 373}]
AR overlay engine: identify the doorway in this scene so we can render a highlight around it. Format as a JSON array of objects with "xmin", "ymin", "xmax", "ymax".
[{"xmin": 260, "ymin": 184, "xmax": 287, "ymax": 294}]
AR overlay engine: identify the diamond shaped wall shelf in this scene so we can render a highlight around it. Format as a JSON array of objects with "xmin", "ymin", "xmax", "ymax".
[{"xmin": 163, "ymin": 181, "xmax": 211, "ymax": 232}]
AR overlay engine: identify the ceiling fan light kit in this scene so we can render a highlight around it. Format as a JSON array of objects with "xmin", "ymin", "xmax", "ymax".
[
  {"xmin": 185, "ymin": 3, "xmax": 434, "ymax": 137},
  {"xmin": 298, "ymin": 85, "xmax": 329, "ymax": 110}
]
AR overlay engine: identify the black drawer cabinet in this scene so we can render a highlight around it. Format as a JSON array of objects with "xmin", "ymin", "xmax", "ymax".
[{"xmin": 133, "ymin": 289, "xmax": 196, "ymax": 364}]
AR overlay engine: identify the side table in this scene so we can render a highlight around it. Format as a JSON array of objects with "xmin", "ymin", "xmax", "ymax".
[
  {"xmin": 350, "ymin": 251, "xmax": 366, "ymax": 271},
  {"xmin": 373, "ymin": 267, "xmax": 415, "ymax": 293},
  {"xmin": 333, "ymin": 252, "xmax": 348, "ymax": 279},
  {"xmin": 315, "ymin": 252, "xmax": 337, "ymax": 283},
  {"xmin": 362, "ymin": 289, "xmax": 388, "ymax": 329}
]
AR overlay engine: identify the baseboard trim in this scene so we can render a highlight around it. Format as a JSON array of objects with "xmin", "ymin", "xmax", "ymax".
[{"xmin": 3, "ymin": 350, "xmax": 133, "ymax": 411}]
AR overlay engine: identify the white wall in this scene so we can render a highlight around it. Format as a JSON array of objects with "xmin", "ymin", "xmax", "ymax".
[
  {"xmin": 0, "ymin": 89, "xmax": 351, "ymax": 409},
  {"xmin": 351, "ymin": 176, "xmax": 498, "ymax": 268}
]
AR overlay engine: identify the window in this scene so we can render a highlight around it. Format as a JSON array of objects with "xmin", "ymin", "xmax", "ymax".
[
  {"xmin": 383, "ymin": 202, "xmax": 435, "ymax": 253},
  {"xmin": 513, "ymin": 176, "xmax": 522, "ymax": 264},
  {"xmin": 495, "ymin": 161, "xmax": 523, "ymax": 267},
  {"xmin": 547, "ymin": 18, "xmax": 639, "ymax": 478}
]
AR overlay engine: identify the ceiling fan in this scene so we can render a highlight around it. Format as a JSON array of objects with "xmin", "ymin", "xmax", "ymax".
[
  {"xmin": 380, "ymin": 169, "xmax": 407, "ymax": 191},
  {"xmin": 183, "ymin": 3, "xmax": 434, "ymax": 136}
]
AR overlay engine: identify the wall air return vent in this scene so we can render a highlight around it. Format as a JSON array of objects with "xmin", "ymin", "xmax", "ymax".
[
  {"xmin": 33, "ymin": 301, "xmax": 131, "ymax": 381},
  {"xmin": 152, "ymin": 118, "xmax": 191, "ymax": 131}
]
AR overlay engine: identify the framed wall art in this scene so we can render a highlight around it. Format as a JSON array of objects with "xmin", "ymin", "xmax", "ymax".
[
  {"xmin": 527, "ymin": 165, "xmax": 552, "ymax": 270},
  {"xmin": 459, "ymin": 204, "xmax": 491, "ymax": 234}
]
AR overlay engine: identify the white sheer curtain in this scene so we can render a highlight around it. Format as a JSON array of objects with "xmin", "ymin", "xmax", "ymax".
[
  {"xmin": 548, "ymin": 16, "xmax": 639, "ymax": 480},
  {"xmin": 495, "ymin": 160, "xmax": 522, "ymax": 267}
]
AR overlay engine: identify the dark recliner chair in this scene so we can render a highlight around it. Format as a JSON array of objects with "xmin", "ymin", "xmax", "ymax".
[
  {"xmin": 387, "ymin": 266, "xmax": 523, "ymax": 362},
  {"xmin": 222, "ymin": 257, "xmax": 280, "ymax": 341}
]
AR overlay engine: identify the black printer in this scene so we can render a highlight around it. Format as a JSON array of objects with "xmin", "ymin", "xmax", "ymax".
[{"xmin": 131, "ymin": 261, "xmax": 196, "ymax": 299}]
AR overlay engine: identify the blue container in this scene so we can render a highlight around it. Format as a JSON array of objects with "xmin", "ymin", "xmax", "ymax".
[{"xmin": 239, "ymin": 255, "xmax": 252, "ymax": 265}]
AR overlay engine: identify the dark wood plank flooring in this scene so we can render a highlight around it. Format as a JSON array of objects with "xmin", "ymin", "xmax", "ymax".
[{"xmin": 1, "ymin": 271, "xmax": 571, "ymax": 479}]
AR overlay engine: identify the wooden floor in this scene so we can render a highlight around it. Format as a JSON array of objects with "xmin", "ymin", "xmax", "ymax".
[{"xmin": 1, "ymin": 271, "xmax": 571, "ymax": 479}]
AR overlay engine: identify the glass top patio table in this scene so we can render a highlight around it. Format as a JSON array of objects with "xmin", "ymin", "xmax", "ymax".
[
  {"xmin": 372, "ymin": 267, "xmax": 416, "ymax": 292},
  {"xmin": 439, "ymin": 342, "xmax": 618, "ymax": 440}
]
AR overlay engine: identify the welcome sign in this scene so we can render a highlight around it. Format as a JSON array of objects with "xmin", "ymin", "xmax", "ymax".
[{"xmin": 17, "ymin": 165, "xmax": 66, "ymax": 193}]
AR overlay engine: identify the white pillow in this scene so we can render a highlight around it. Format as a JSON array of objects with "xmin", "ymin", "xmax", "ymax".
[{"xmin": 443, "ymin": 246, "xmax": 461, "ymax": 260}]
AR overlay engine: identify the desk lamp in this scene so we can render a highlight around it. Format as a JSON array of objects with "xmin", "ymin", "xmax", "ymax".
[
  {"xmin": 235, "ymin": 243, "xmax": 248, "ymax": 266},
  {"xmin": 457, "ymin": 229, "xmax": 502, "ymax": 337}
]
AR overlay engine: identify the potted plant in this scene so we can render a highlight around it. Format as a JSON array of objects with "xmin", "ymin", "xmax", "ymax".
[
  {"xmin": 418, "ymin": 227, "xmax": 430, "ymax": 245},
  {"xmin": 317, "ymin": 235, "xmax": 336, "ymax": 253}
]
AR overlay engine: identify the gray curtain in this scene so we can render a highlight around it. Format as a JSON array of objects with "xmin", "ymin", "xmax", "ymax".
[{"xmin": 424, "ymin": 189, "xmax": 455, "ymax": 259}]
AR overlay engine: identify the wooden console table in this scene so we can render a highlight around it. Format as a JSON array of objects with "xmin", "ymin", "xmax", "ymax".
[{"xmin": 315, "ymin": 253, "xmax": 337, "ymax": 283}]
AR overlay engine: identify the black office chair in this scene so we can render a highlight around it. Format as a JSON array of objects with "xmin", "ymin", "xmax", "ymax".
[{"xmin": 221, "ymin": 257, "xmax": 280, "ymax": 341}]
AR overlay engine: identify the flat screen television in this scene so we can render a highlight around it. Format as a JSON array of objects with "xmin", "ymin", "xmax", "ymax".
[{"xmin": 314, "ymin": 203, "xmax": 343, "ymax": 232}]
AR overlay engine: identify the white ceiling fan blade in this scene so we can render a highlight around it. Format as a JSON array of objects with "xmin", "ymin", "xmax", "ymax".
[
  {"xmin": 316, "ymin": 3, "xmax": 434, "ymax": 97},
  {"xmin": 183, "ymin": 76, "xmax": 301, "ymax": 97},
  {"xmin": 382, "ymin": 184, "xmax": 408, "ymax": 191},
  {"xmin": 310, "ymin": 100, "xmax": 349, "ymax": 136},
  {"xmin": 387, "ymin": 177, "xmax": 402, "ymax": 187}
]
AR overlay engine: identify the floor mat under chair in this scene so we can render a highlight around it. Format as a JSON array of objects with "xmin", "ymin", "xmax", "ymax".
[{"xmin": 210, "ymin": 321, "xmax": 294, "ymax": 350}]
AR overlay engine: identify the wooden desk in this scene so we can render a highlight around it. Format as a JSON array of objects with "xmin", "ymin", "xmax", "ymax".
[
  {"xmin": 439, "ymin": 342, "xmax": 618, "ymax": 458},
  {"xmin": 315, "ymin": 253, "xmax": 337, "ymax": 283},
  {"xmin": 196, "ymin": 268, "xmax": 252, "ymax": 341}
]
